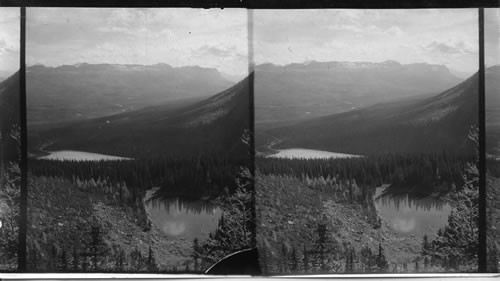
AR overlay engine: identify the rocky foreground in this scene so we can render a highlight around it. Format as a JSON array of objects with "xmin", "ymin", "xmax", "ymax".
[
  {"xmin": 27, "ymin": 176, "xmax": 196, "ymax": 272},
  {"xmin": 256, "ymin": 172, "xmax": 433, "ymax": 273}
]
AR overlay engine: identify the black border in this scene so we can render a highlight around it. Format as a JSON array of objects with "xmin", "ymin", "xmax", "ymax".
[
  {"xmin": 17, "ymin": 6, "xmax": 27, "ymax": 273},
  {"xmin": 249, "ymin": 0, "xmax": 500, "ymax": 9},
  {"xmin": 0, "ymin": 0, "xmax": 500, "ymax": 8},
  {"xmin": 247, "ymin": 7, "xmax": 257, "ymax": 266},
  {"xmin": 478, "ymin": 7, "xmax": 487, "ymax": 273},
  {"xmin": 1, "ymin": 0, "xmax": 249, "ymax": 7}
]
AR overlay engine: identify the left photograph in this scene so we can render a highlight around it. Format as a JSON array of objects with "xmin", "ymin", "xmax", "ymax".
[
  {"xmin": 0, "ymin": 7, "xmax": 20, "ymax": 272},
  {"xmin": 26, "ymin": 8, "xmax": 253, "ymax": 272}
]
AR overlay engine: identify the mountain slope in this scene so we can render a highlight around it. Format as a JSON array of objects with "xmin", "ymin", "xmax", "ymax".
[
  {"xmin": 0, "ymin": 72, "xmax": 20, "ymax": 164},
  {"xmin": 255, "ymin": 61, "xmax": 463, "ymax": 126},
  {"xmin": 27, "ymin": 63, "xmax": 232, "ymax": 125},
  {"xmin": 486, "ymin": 65, "xmax": 500, "ymax": 157},
  {"xmin": 259, "ymin": 71, "xmax": 478, "ymax": 155},
  {"xmin": 30, "ymin": 75, "xmax": 251, "ymax": 159}
]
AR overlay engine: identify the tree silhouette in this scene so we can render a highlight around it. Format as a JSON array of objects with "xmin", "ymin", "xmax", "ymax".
[
  {"xmin": 376, "ymin": 243, "xmax": 389, "ymax": 272},
  {"xmin": 81, "ymin": 224, "xmax": 109, "ymax": 270},
  {"xmin": 421, "ymin": 126, "xmax": 479, "ymax": 271},
  {"xmin": 302, "ymin": 244, "xmax": 309, "ymax": 272}
]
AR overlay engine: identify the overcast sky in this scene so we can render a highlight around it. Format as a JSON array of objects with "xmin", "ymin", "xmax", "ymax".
[
  {"xmin": 486, "ymin": 8, "xmax": 499, "ymax": 67},
  {"xmin": 254, "ymin": 9, "xmax": 479, "ymax": 76},
  {"xmin": 4, "ymin": 8, "xmax": 497, "ymax": 79},
  {"xmin": 27, "ymin": 8, "xmax": 248, "ymax": 78},
  {"xmin": 0, "ymin": 8, "xmax": 20, "ymax": 77}
]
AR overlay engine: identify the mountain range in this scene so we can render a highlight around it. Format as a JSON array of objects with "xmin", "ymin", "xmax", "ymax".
[
  {"xmin": 27, "ymin": 63, "xmax": 233, "ymax": 125},
  {"xmin": 257, "ymin": 68, "xmax": 482, "ymax": 155},
  {"xmin": 6, "ymin": 61, "xmax": 498, "ymax": 159},
  {"xmin": 255, "ymin": 60, "xmax": 463, "ymax": 126}
]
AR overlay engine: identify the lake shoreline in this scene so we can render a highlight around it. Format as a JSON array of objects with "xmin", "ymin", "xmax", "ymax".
[
  {"xmin": 37, "ymin": 149, "xmax": 132, "ymax": 161},
  {"xmin": 374, "ymin": 187, "xmax": 452, "ymax": 241},
  {"xmin": 144, "ymin": 186, "xmax": 222, "ymax": 251},
  {"xmin": 265, "ymin": 147, "xmax": 362, "ymax": 160}
]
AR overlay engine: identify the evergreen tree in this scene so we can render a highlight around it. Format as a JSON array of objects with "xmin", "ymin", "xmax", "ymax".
[
  {"xmin": 192, "ymin": 238, "xmax": 200, "ymax": 272},
  {"xmin": 376, "ymin": 243, "xmax": 389, "ymax": 272},
  {"xmin": 58, "ymin": 249, "xmax": 68, "ymax": 271},
  {"xmin": 345, "ymin": 246, "xmax": 354, "ymax": 272},
  {"xmin": 421, "ymin": 234, "xmax": 430, "ymax": 255},
  {"xmin": 487, "ymin": 244, "xmax": 499, "ymax": 273},
  {"xmin": 115, "ymin": 248, "xmax": 125, "ymax": 272},
  {"xmin": 146, "ymin": 246, "xmax": 157, "ymax": 272},
  {"xmin": 72, "ymin": 244, "xmax": 79, "ymax": 271},
  {"xmin": 302, "ymin": 244, "xmax": 309, "ymax": 272},
  {"xmin": 130, "ymin": 248, "xmax": 143, "ymax": 272},
  {"xmin": 81, "ymin": 223, "xmax": 109, "ymax": 271},
  {"xmin": 289, "ymin": 247, "xmax": 298, "ymax": 272},
  {"xmin": 280, "ymin": 242, "xmax": 288, "ymax": 273},
  {"xmin": 421, "ymin": 127, "xmax": 479, "ymax": 271},
  {"xmin": 310, "ymin": 220, "xmax": 337, "ymax": 272}
]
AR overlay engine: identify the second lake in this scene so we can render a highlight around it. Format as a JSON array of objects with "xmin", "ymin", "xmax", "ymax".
[{"xmin": 145, "ymin": 196, "xmax": 222, "ymax": 243}]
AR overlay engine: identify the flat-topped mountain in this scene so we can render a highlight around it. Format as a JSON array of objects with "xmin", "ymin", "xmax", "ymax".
[
  {"xmin": 255, "ymin": 60, "xmax": 463, "ymax": 126},
  {"xmin": 27, "ymin": 63, "xmax": 233, "ymax": 125}
]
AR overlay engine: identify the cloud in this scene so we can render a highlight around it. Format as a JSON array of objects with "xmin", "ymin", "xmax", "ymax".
[
  {"xmin": 195, "ymin": 44, "xmax": 245, "ymax": 59},
  {"xmin": 0, "ymin": 38, "xmax": 16, "ymax": 52},
  {"xmin": 384, "ymin": 26, "xmax": 404, "ymax": 37},
  {"xmin": 254, "ymin": 9, "xmax": 478, "ymax": 75},
  {"xmin": 0, "ymin": 8, "xmax": 19, "ymax": 74},
  {"xmin": 27, "ymin": 8, "xmax": 248, "ymax": 77},
  {"xmin": 485, "ymin": 8, "xmax": 499, "ymax": 66},
  {"xmin": 424, "ymin": 40, "xmax": 476, "ymax": 55}
]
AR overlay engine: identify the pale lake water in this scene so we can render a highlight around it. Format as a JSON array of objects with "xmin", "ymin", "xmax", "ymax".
[
  {"xmin": 266, "ymin": 148, "xmax": 361, "ymax": 160},
  {"xmin": 145, "ymin": 196, "xmax": 222, "ymax": 243},
  {"xmin": 375, "ymin": 192, "xmax": 452, "ymax": 239},
  {"xmin": 38, "ymin": 150, "xmax": 132, "ymax": 161}
]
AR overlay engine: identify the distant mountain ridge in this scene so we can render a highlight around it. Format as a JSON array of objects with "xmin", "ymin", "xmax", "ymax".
[
  {"xmin": 255, "ymin": 60, "xmax": 463, "ymax": 126},
  {"xmin": 27, "ymin": 63, "xmax": 233, "ymax": 125},
  {"xmin": 30, "ymin": 74, "xmax": 251, "ymax": 159},
  {"xmin": 257, "ymin": 60, "xmax": 454, "ymax": 72},
  {"xmin": 28, "ymin": 62, "xmax": 222, "ymax": 75},
  {"xmin": 258, "ymin": 70, "xmax": 479, "ymax": 155}
]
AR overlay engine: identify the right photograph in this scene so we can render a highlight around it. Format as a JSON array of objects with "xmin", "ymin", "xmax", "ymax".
[
  {"xmin": 486, "ymin": 8, "xmax": 500, "ymax": 273},
  {"xmin": 255, "ymin": 9, "xmax": 480, "ymax": 273}
]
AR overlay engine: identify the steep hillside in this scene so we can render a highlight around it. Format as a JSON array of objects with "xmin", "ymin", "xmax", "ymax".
[
  {"xmin": 27, "ymin": 175, "xmax": 193, "ymax": 272},
  {"xmin": 27, "ymin": 63, "xmax": 232, "ymax": 125},
  {"xmin": 0, "ymin": 71, "xmax": 19, "ymax": 271},
  {"xmin": 0, "ymin": 72, "xmax": 20, "ymax": 165},
  {"xmin": 30, "ymin": 75, "xmax": 251, "ymax": 159},
  {"xmin": 486, "ymin": 66, "xmax": 500, "ymax": 157},
  {"xmin": 255, "ymin": 61, "xmax": 463, "ymax": 126},
  {"xmin": 259, "ymin": 72, "xmax": 478, "ymax": 155}
]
